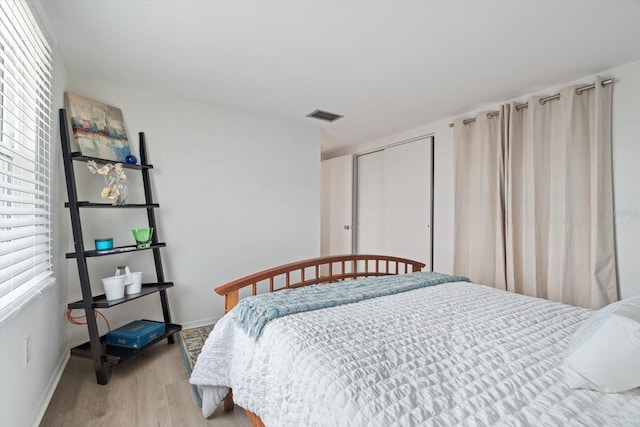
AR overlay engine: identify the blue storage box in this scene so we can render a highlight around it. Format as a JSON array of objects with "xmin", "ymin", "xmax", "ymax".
[{"xmin": 106, "ymin": 320, "xmax": 165, "ymax": 349}]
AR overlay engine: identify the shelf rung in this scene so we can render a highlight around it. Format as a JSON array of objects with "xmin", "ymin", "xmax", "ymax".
[
  {"xmin": 67, "ymin": 283, "xmax": 174, "ymax": 309},
  {"xmin": 70, "ymin": 152, "xmax": 153, "ymax": 169},
  {"xmin": 65, "ymin": 201, "xmax": 159, "ymax": 209},
  {"xmin": 70, "ymin": 323, "xmax": 182, "ymax": 364},
  {"xmin": 66, "ymin": 243, "xmax": 167, "ymax": 258}
]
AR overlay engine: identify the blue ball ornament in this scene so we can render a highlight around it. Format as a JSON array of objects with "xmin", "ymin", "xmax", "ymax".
[{"xmin": 125, "ymin": 155, "xmax": 138, "ymax": 165}]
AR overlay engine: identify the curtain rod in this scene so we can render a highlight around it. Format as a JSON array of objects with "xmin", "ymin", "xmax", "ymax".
[{"xmin": 449, "ymin": 78, "xmax": 613, "ymax": 127}]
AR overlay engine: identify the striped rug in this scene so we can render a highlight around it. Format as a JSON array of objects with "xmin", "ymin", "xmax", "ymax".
[{"xmin": 178, "ymin": 325, "xmax": 214, "ymax": 408}]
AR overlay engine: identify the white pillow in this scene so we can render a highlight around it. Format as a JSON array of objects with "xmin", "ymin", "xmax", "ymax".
[{"xmin": 564, "ymin": 295, "xmax": 640, "ymax": 393}]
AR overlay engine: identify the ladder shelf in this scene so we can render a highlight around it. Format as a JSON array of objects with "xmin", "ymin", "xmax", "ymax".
[{"xmin": 59, "ymin": 108, "xmax": 181, "ymax": 385}]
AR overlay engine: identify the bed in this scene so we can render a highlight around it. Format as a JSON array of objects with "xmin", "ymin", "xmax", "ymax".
[{"xmin": 190, "ymin": 255, "xmax": 640, "ymax": 426}]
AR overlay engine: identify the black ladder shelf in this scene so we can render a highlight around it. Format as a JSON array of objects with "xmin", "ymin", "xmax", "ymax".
[{"xmin": 59, "ymin": 109, "xmax": 181, "ymax": 385}]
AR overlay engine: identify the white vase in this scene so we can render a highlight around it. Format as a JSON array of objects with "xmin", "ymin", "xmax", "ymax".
[{"xmin": 112, "ymin": 182, "xmax": 128, "ymax": 205}]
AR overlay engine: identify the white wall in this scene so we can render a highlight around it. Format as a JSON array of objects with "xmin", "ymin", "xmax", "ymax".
[
  {"xmin": 0, "ymin": 50, "xmax": 70, "ymax": 427},
  {"xmin": 326, "ymin": 59, "xmax": 640, "ymax": 300},
  {"xmin": 2, "ymin": 53, "xmax": 320, "ymax": 426},
  {"xmin": 2, "ymin": 64, "xmax": 320, "ymax": 424},
  {"xmin": 63, "ymin": 75, "xmax": 321, "ymax": 343},
  {"xmin": 609, "ymin": 60, "xmax": 640, "ymax": 299}
]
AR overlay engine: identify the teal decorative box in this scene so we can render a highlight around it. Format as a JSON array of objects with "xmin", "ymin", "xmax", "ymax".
[{"xmin": 106, "ymin": 320, "xmax": 165, "ymax": 349}]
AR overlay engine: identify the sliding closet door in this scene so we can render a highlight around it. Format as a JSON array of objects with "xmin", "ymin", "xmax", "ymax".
[
  {"xmin": 356, "ymin": 150, "xmax": 385, "ymax": 255},
  {"xmin": 356, "ymin": 137, "xmax": 432, "ymax": 269},
  {"xmin": 383, "ymin": 140, "xmax": 431, "ymax": 265}
]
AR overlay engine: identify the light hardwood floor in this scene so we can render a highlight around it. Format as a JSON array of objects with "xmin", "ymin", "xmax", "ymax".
[{"xmin": 40, "ymin": 340, "xmax": 252, "ymax": 427}]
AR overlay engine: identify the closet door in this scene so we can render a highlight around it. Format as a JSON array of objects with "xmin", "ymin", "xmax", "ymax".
[
  {"xmin": 356, "ymin": 137, "xmax": 432, "ymax": 269},
  {"xmin": 355, "ymin": 150, "xmax": 385, "ymax": 255},
  {"xmin": 321, "ymin": 154, "xmax": 353, "ymax": 256}
]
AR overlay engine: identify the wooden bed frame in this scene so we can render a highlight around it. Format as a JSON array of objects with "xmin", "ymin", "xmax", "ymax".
[{"xmin": 213, "ymin": 254, "xmax": 426, "ymax": 427}]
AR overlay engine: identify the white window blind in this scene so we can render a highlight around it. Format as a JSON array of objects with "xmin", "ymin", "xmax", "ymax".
[{"xmin": 0, "ymin": 0, "xmax": 54, "ymax": 322}]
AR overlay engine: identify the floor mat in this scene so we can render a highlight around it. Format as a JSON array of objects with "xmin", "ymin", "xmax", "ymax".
[{"xmin": 177, "ymin": 324, "xmax": 214, "ymax": 408}]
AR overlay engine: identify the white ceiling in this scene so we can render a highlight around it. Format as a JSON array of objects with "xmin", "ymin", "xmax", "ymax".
[{"xmin": 39, "ymin": 0, "xmax": 640, "ymax": 153}]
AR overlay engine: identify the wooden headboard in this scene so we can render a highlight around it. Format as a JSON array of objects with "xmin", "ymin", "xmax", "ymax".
[{"xmin": 214, "ymin": 254, "xmax": 426, "ymax": 313}]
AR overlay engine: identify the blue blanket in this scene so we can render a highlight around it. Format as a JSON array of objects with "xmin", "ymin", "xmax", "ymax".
[{"xmin": 232, "ymin": 272, "xmax": 470, "ymax": 340}]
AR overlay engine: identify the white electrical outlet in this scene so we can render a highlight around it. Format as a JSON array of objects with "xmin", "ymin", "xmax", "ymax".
[{"xmin": 25, "ymin": 334, "xmax": 32, "ymax": 365}]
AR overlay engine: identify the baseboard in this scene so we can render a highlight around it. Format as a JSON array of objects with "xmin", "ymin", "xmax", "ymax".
[
  {"xmin": 179, "ymin": 316, "xmax": 220, "ymax": 330},
  {"xmin": 32, "ymin": 347, "xmax": 70, "ymax": 427}
]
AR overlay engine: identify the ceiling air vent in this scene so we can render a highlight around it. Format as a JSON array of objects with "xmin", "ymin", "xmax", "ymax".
[{"xmin": 306, "ymin": 109, "xmax": 344, "ymax": 122}]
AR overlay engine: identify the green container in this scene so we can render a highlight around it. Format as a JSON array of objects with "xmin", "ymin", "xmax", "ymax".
[{"xmin": 132, "ymin": 227, "xmax": 154, "ymax": 248}]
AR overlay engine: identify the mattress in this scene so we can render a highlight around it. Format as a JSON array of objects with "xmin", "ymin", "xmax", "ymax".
[{"xmin": 190, "ymin": 281, "xmax": 640, "ymax": 426}]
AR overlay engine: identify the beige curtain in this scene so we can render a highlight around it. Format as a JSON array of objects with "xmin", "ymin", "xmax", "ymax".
[
  {"xmin": 506, "ymin": 77, "xmax": 617, "ymax": 308},
  {"xmin": 453, "ymin": 107, "xmax": 507, "ymax": 290}
]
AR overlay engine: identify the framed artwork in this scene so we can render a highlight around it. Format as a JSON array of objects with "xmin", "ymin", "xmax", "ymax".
[{"xmin": 65, "ymin": 92, "xmax": 131, "ymax": 162}]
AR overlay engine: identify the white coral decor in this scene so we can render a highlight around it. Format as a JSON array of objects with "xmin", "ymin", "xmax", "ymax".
[{"xmin": 87, "ymin": 160, "xmax": 128, "ymax": 204}]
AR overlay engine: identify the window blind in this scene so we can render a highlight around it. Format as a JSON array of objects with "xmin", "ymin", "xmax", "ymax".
[{"xmin": 0, "ymin": 0, "xmax": 54, "ymax": 322}]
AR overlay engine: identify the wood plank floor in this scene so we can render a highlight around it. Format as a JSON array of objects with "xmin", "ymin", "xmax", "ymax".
[{"xmin": 40, "ymin": 340, "xmax": 251, "ymax": 427}]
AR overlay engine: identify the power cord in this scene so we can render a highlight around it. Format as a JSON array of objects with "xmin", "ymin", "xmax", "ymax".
[{"xmin": 66, "ymin": 308, "xmax": 111, "ymax": 331}]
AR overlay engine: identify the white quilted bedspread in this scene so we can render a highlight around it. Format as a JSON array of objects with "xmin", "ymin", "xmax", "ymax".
[{"xmin": 190, "ymin": 281, "xmax": 640, "ymax": 426}]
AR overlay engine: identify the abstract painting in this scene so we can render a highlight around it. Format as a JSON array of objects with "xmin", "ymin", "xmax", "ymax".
[{"xmin": 65, "ymin": 92, "xmax": 131, "ymax": 162}]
